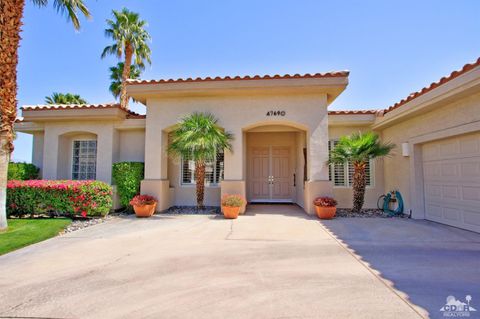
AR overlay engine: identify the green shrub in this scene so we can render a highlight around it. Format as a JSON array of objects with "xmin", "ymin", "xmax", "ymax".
[
  {"xmin": 7, "ymin": 180, "xmax": 112, "ymax": 217},
  {"xmin": 8, "ymin": 162, "xmax": 40, "ymax": 180},
  {"xmin": 112, "ymin": 162, "xmax": 144, "ymax": 207}
]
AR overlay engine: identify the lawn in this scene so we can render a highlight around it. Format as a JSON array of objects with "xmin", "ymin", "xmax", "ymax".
[{"xmin": 0, "ymin": 219, "xmax": 71, "ymax": 255}]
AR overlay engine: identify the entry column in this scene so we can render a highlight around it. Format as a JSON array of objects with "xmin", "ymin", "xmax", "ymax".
[
  {"xmin": 221, "ymin": 127, "xmax": 246, "ymax": 212},
  {"xmin": 304, "ymin": 123, "xmax": 333, "ymax": 214},
  {"xmin": 42, "ymin": 127, "xmax": 59, "ymax": 179},
  {"xmin": 141, "ymin": 121, "xmax": 171, "ymax": 211}
]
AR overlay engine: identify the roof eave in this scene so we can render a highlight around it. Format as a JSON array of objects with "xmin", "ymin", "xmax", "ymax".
[
  {"xmin": 127, "ymin": 74, "xmax": 349, "ymax": 105},
  {"xmin": 372, "ymin": 65, "xmax": 480, "ymax": 130}
]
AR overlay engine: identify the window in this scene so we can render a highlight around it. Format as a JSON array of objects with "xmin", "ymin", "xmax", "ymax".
[
  {"xmin": 181, "ymin": 150, "xmax": 224, "ymax": 185},
  {"xmin": 328, "ymin": 140, "xmax": 373, "ymax": 187},
  {"xmin": 72, "ymin": 140, "xmax": 97, "ymax": 180}
]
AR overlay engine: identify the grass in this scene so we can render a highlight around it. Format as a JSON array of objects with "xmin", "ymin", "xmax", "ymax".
[{"xmin": 0, "ymin": 218, "xmax": 71, "ymax": 256}]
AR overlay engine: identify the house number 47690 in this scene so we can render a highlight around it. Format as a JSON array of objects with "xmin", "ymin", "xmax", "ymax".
[{"xmin": 266, "ymin": 110, "xmax": 286, "ymax": 116}]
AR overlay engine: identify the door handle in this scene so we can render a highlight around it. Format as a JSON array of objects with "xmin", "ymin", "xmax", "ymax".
[{"xmin": 293, "ymin": 173, "xmax": 296, "ymax": 187}]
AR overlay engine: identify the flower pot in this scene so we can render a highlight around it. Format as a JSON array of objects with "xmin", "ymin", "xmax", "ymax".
[
  {"xmin": 315, "ymin": 206, "xmax": 336, "ymax": 219},
  {"xmin": 134, "ymin": 203, "xmax": 156, "ymax": 218},
  {"xmin": 239, "ymin": 202, "xmax": 247, "ymax": 215},
  {"xmin": 222, "ymin": 206, "xmax": 240, "ymax": 219}
]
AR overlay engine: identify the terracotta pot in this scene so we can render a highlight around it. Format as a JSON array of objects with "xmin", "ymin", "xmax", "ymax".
[
  {"xmin": 222, "ymin": 206, "xmax": 240, "ymax": 219},
  {"xmin": 239, "ymin": 202, "xmax": 247, "ymax": 215},
  {"xmin": 133, "ymin": 203, "xmax": 156, "ymax": 218},
  {"xmin": 315, "ymin": 206, "xmax": 336, "ymax": 219}
]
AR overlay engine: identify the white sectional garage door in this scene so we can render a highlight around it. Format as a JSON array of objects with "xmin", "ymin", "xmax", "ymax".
[{"xmin": 422, "ymin": 132, "xmax": 480, "ymax": 233}]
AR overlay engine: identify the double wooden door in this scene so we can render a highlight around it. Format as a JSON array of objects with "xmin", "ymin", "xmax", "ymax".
[{"xmin": 249, "ymin": 146, "xmax": 292, "ymax": 202}]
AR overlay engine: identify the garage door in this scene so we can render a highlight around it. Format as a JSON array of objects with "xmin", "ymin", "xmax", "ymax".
[{"xmin": 422, "ymin": 132, "xmax": 480, "ymax": 232}]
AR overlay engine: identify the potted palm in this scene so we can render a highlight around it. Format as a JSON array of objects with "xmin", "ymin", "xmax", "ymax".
[
  {"xmin": 221, "ymin": 194, "xmax": 246, "ymax": 219},
  {"xmin": 130, "ymin": 195, "xmax": 157, "ymax": 217},
  {"xmin": 313, "ymin": 197, "xmax": 338, "ymax": 219}
]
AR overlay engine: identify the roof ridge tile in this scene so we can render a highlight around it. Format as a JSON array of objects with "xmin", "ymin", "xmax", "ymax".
[{"xmin": 126, "ymin": 71, "xmax": 350, "ymax": 85}]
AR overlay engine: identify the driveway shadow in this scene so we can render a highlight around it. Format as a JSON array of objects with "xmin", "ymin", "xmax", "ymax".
[
  {"xmin": 321, "ymin": 218, "xmax": 480, "ymax": 318},
  {"xmin": 244, "ymin": 204, "xmax": 318, "ymax": 220}
]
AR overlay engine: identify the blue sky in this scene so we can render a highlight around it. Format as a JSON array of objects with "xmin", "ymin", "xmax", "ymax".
[{"xmin": 13, "ymin": 0, "xmax": 480, "ymax": 162}]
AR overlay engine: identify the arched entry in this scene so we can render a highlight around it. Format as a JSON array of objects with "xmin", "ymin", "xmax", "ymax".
[{"xmin": 244, "ymin": 123, "xmax": 307, "ymax": 208}]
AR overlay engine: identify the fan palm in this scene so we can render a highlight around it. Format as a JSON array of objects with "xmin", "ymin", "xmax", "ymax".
[
  {"xmin": 168, "ymin": 113, "xmax": 233, "ymax": 208},
  {"xmin": 0, "ymin": 0, "xmax": 90, "ymax": 230},
  {"xmin": 101, "ymin": 8, "xmax": 151, "ymax": 109},
  {"xmin": 109, "ymin": 62, "xmax": 142, "ymax": 100},
  {"xmin": 329, "ymin": 132, "xmax": 395, "ymax": 212},
  {"xmin": 45, "ymin": 92, "xmax": 87, "ymax": 104}
]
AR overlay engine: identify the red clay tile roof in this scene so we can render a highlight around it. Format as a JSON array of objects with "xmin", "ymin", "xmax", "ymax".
[
  {"xmin": 126, "ymin": 71, "xmax": 350, "ymax": 85},
  {"xmin": 328, "ymin": 110, "xmax": 378, "ymax": 115},
  {"xmin": 384, "ymin": 57, "xmax": 480, "ymax": 114},
  {"xmin": 21, "ymin": 103, "xmax": 145, "ymax": 119},
  {"xmin": 22, "ymin": 103, "xmax": 119, "ymax": 111},
  {"xmin": 20, "ymin": 58, "xmax": 480, "ymax": 120}
]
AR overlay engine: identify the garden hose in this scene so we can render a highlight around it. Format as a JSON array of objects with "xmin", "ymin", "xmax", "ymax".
[{"xmin": 378, "ymin": 191, "xmax": 404, "ymax": 216}]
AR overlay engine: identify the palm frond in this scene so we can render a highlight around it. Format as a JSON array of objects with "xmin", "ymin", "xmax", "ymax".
[
  {"xmin": 101, "ymin": 7, "xmax": 152, "ymax": 66},
  {"xmin": 169, "ymin": 113, "xmax": 234, "ymax": 162},
  {"xmin": 108, "ymin": 62, "xmax": 142, "ymax": 100},
  {"xmin": 328, "ymin": 131, "xmax": 395, "ymax": 165},
  {"xmin": 31, "ymin": 0, "xmax": 48, "ymax": 7},
  {"xmin": 44, "ymin": 92, "xmax": 87, "ymax": 104},
  {"xmin": 101, "ymin": 44, "xmax": 121, "ymax": 59},
  {"xmin": 52, "ymin": 0, "xmax": 91, "ymax": 30}
]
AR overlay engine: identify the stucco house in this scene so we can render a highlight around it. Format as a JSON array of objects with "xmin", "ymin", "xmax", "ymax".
[{"xmin": 15, "ymin": 57, "xmax": 480, "ymax": 232}]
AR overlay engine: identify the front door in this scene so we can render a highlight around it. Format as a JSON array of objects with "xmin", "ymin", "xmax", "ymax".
[{"xmin": 249, "ymin": 146, "xmax": 292, "ymax": 202}]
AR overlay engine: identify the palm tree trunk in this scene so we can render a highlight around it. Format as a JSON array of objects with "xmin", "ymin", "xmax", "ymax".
[
  {"xmin": 352, "ymin": 162, "xmax": 367, "ymax": 212},
  {"xmin": 195, "ymin": 161, "xmax": 206, "ymax": 209},
  {"xmin": 120, "ymin": 44, "xmax": 133, "ymax": 109},
  {"xmin": 0, "ymin": 0, "xmax": 25, "ymax": 230}
]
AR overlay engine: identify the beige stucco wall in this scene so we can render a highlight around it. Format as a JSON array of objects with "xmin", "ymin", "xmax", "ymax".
[
  {"xmin": 43, "ymin": 121, "xmax": 118, "ymax": 183},
  {"xmin": 143, "ymin": 93, "xmax": 333, "ymax": 212},
  {"xmin": 118, "ymin": 129, "xmax": 145, "ymax": 162},
  {"xmin": 380, "ymin": 91, "xmax": 480, "ymax": 214},
  {"xmin": 56, "ymin": 133, "xmax": 97, "ymax": 179},
  {"xmin": 168, "ymin": 154, "xmax": 222, "ymax": 206},
  {"xmin": 31, "ymin": 132, "xmax": 44, "ymax": 175},
  {"xmin": 25, "ymin": 121, "xmax": 146, "ymax": 182}
]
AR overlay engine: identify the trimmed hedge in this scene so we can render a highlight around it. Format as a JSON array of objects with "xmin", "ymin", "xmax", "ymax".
[
  {"xmin": 8, "ymin": 162, "xmax": 39, "ymax": 180},
  {"xmin": 7, "ymin": 180, "xmax": 112, "ymax": 217},
  {"xmin": 112, "ymin": 162, "xmax": 144, "ymax": 207}
]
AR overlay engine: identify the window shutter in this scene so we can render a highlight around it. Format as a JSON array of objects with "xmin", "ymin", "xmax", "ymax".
[
  {"xmin": 216, "ymin": 151, "xmax": 224, "ymax": 183},
  {"xmin": 328, "ymin": 140, "xmax": 374, "ymax": 187},
  {"xmin": 329, "ymin": 140, "xmax": 346, "ymax": 186},
  {"xmin": 182, "ymin": 154, "xmax": 195, "ymax": 184},
  {"xmin": 181, "ymin": 149, "xmax": 224, "ymax": 185}
]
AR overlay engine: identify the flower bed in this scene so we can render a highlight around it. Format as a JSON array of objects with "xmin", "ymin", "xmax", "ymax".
[{"xmin": 7, "ymin": 180, "xmax": 112, "ymax": 217}]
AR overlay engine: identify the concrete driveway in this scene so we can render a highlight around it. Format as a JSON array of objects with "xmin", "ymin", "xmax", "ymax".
[
  {"xmin": 321, "ymin": 218, "xmax": 480, "ymax": 319},
  {"xmin": 0, "ymin": 205, "xmax": 424, "ymax": 319}
]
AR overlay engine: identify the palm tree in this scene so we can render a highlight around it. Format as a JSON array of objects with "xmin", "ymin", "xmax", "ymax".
[
  {"xmin": 466, "ymin": 295, "xmax": 472, "ymax": 307},
  {"xmin": 0, "ymin": 0, "xmax": 90, "ymax": 230},
  {"xmin": 45, "ymin": 92, "xmax": 88, "ymax": 104},
  {"xmin": 109, "ymin": 62, "xmax": 142, "ymax": 100},
  {"xmin": 329, "ymin": 132, "xmax": 395, "ymax": 212},
  {"xmin": 101, "ymin": 8, "xmax": 151, "ymax": 109},
  {"xmin": 168, "ymin": 113, "xmax": 233, "ymax": 208}
]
